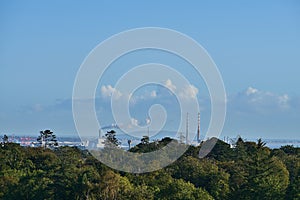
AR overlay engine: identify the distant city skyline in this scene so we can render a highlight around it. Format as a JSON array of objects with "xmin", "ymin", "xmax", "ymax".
[{"xmin": 1, "ymin": 1, "xmax": 299, "ymax": 139}]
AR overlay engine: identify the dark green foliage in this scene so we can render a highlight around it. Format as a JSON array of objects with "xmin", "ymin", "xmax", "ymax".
[
  {"xmin": 0, "ymin": 137, "xmax": 299, "ymax": 200},
  {"xmin": 206, "ymin": 137, "xmax": 234, "ymax": 161},
  {"xmin": 280, "ymin": 145, "xmax": 300, "ymax": 156},
  {"xmin": 272, "ymin": 147, "xmax": 300, "ymax": 200},
  {"xmin": 168, "ymin": 156, "xmax": 230, "ymax": 200},
  {"xmin": 226, "ymin": 138, "xmax": 290, "ymax": 200},
  {"xmin": 2, "ymin": 134, "xmax": 9, "ymax": 143},
  {"xmin": 37, "ymin": 130, "xmax": 58, "ymax": 149},
  {"xmin": 141, "ymin": 135, "xmax": 150, "ymax": 144},
  {"xmin": 129, "ymin": 137, "xmax": 173, "ymax": 153},
  {"xmin": 105, "ymin": 130, "xmax": 120, "ymax": 148}
]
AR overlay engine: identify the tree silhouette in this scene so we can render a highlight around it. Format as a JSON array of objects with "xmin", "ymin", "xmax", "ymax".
[
  {"xmin": 2, "ymin": 134, "xmax": 8, "ymax": 143},
  {"xmin": 104, "ymin": 130, "xmax": 120, "ymax": 148},
  {"xmin": 141, "ymin": 136, "xmax": 149, "ymax": 145},
  {"xmin": 257, "ymin": 138, "xmax": 266, "ymax": 149},
  {"xmin": 37, "ymin": 130, "xmax": 58, "ymax": 149}
]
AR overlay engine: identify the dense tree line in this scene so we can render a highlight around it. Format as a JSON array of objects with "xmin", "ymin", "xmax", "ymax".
[{"xmin": 0, "ymin": 134, "xmax": 299, "ymax": 200}]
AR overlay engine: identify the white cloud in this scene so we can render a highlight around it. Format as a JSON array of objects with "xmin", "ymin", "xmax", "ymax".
[
  {"xmin": 246, "ymin": 87, "xmax": 258, "ymax": 95},
  {"xmin": 126, "ymin": 80, "xmax": 199, "ymax": 104},
  {"xmin": 164, "ymin": 79, "xmax": 176, "ymax": 93},
  {"xmin": 278, "ymin": 94, "xmax": 289, "ymax": 103},
  {"xmin": 162, "ymin": 79, "xmax": 199, "ymax": 100},
  {"xmin": 278, "ymin": 94, "xmax": 290, "ymax": 109},
  {"xmin": 100, "ymin": 85, "xmax": 122, "ymax": 99},
  {"xmin": 104, "ymin": 79, "xmax": 199, "ymax": 105},
  {"xmin": 130, "ymin": 118, "xmax": 139, "ymax": 126},
  {"xmin": 179, "ymin": 84, "xmax": 199, "ymax": 99},
  {"xmin": 229, "ymin": 87, "xmax": 292, "ymax": 114}
]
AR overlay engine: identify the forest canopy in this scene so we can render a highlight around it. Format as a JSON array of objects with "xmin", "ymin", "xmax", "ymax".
[{"xmin": 0, "ymin": 136, "xmax": 299, "ymax": 200}]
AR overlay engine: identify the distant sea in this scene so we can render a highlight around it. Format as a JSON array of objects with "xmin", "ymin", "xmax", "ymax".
[
  {"xmin": 263, "ymin": 139, "xmax": 300, "ymax": 149},
  {"xmin": 5, "ymin": 132, "xmax": 300, "ymax": 149},
  {"xmin": 73, "ymin": 133, "xmax": 300, "ymax": 149}
]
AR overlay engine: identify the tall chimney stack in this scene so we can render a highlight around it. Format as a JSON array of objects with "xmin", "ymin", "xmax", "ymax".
[
  {"xmin": 197, "ymin": 112, "xmax": 200, "ymax": 143},
  {"xmin": 186, "ymin": 113, "xmax": 189, "ymax": 144}
]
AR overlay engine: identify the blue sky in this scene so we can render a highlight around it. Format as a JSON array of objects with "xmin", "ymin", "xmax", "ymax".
[{"xmin": 1, "ymin": 1, "xmax": 299, "ymax": 139}]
